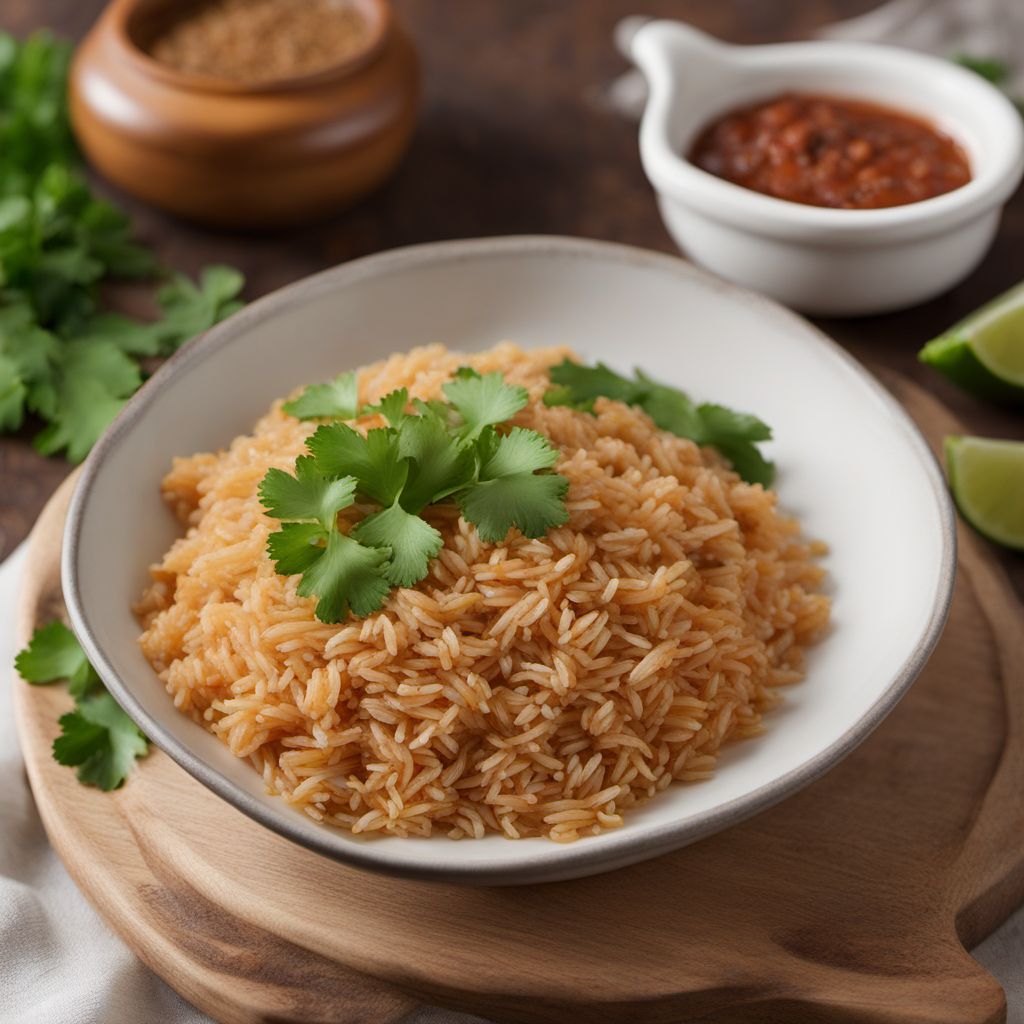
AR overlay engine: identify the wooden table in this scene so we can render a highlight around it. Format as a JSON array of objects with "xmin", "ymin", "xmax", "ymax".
[{"xmin": 2, "ymin": 0, "xmax": 1021, "ymax": 602}]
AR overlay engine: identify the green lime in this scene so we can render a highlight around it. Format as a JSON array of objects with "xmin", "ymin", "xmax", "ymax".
[
  {"xmin": 945, "ymin": 435, "xmax": 1024, "ymax": 552},
  {"xmin": 920, "ymin": 282, "xmax": 1024, "ymax": 404}
]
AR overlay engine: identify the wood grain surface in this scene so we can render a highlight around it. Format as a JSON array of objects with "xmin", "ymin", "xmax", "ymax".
[
  {"xmin": 13, "ymin": 372, "xmax": 1024, "ymax": 1024},
  {"xmin": 1, "ymin": 0, "xmax": 1021, "ymax": 603}
]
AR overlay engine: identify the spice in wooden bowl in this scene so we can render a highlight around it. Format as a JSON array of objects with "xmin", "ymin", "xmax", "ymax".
[
  {"xmin": 70, "ymin": 0, "xmax": 419, "ymax": 226},
  {"xmin": 149, "ymin": 0, "xmax": 374, "ymax": 85}
]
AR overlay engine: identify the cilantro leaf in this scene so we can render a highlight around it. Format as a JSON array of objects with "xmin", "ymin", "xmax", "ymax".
[
  {"xmin": 443, "ymin": 370, "xmax": 528, "ymax": 440},
  {"xmin": 692, "ymin": 402, "xmax": 772, "ymax": 444},
  {"xmin": 542, "ymin": 384, "xmax": 595, "ymax": 412},
  {"xmin": 70, "ymin": 312, "xmax": 161, "ymax": 357},
  {"xmin": 460, "ymin": 473, "xmax": 570, "ymax": 543},
  {"xmin": 713, "ymin": 439, "xmax": 775, "ymax": 488},
  {"xmin": 31, "ymin": 339, "xmax": 141, "ymax": 462},
  {"xmin": 150, "ymin": 265, "xmax": 244, "ymax": 355},
  {"xmin": 33, "ymin": 379, "xmax": 126, "ymax": 463},
  {"xmin": 307, "ymin": 424, "xmax": 408, "ymax": 506},
  {"xmin": 412, "ymin": 397, "xmax": 453, "ymax": 423},
  {"xmin": 296, "ymin": 528, "xmax": 390, "ymax": 623},
  {"xmin": 16, "ymin": 619, "xmax": 146, "ymax": 788},
  {"xmin": 691, "ymin": 402, "xmax": 774, "ymax": 486},
  {"xmin": 549, "ymin": 359, "xmax": 644, "ymax": 405},
  {"xmin": 258, "ymin": 456, "xmax": 357, "ymax": 531},
  {"xmin": 953, "ymin": 53, "xmax": 1010, "ymax": 84},
  {"xmin": 546, "ymin": 360, "xmax": 774, "ymax": 486},
  {"xmin": 352, "ymin": 501, "xmax": 443, "ymax": 587},
  {"xmin": 3, "ymin": 322, "xmax": 64, "ymax": 420},
  {"xmin": 0, "ymin": 352, "xmax": 26, "ymax": 430},
  {"xmin": 77, "ymin": 198, "xmax": 157, "ymax": 279},
  {"xmin": 283, "ymin": 371, "xmax": 359, "ymax": 421},
  {"xmin": 0, "ymin": 311, "xmax": 62, "ymax": 402},
  {"xmin": 267, "ymin": 521, "xmax": 328, "ymax": 576},
  {"xmin": 363, "ymin": 387, "xmax": 409, "ymax": 427},
  {"xmin": 53, "ymin": 691, "xmax": 148, "ymax": 791},
  {"xmin": 458, "ymin": 426, "xmax": 569, "ymax": 543},
  {"xmin": 397, "ymin": 413, "xmax": 475, "ymax": 512},
  {"xmin": 479, "ymin": 426, "xmax": 560, "ymax": 477},
  {"xmin": 632, "ymin": 371, "xmax": 704, "ymax": 438},
  {"xmin": 15, "ymin": 620, "xmax": 100, "ymax": 698}
]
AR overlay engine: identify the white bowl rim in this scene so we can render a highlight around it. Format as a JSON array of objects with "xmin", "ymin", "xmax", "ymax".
[
  {"xmin": 632, "ymin": 20, "xmax": 1024, "ymax": 243},
  {"xmin": 62, "ymin": 235, "xmax": 956, "ymax": 885}
]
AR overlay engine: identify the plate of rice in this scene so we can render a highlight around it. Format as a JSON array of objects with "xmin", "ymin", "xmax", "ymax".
[{"xmin": 63, "ymin": 236, "xmax": 955, "ymax": 884}]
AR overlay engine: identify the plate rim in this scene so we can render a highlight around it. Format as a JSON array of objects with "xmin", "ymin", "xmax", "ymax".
[{"xmin": 62, "ymin": 235, "xmax": 957, "ymax": 885}]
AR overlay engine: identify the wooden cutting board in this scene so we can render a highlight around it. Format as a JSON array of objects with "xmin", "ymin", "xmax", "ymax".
[{"xmin": 12, "ymin": 372, "xmax": 1024, "ymax": 1024}]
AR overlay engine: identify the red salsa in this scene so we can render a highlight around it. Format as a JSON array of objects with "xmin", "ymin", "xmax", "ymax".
[{"xmin": 689, "ymin": 93, "xmax": 972, "ymax": 209}]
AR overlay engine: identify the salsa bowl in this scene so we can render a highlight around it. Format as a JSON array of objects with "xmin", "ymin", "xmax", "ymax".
[
  {"xmin": 62, "ymin": 237, "xmax": 955, "ymax": 884},
  {"xmin": 629, "ymin": 21, "xmax": 1024, "ymax": 316}
]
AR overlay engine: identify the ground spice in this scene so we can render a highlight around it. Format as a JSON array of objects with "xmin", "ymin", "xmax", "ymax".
[{"xmin": 149, "ymin": 0, "xmax": 374, "ymax": 84}]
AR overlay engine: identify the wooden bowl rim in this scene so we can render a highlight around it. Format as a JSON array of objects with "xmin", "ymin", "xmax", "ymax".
[{"xmin": 107, "ymin": 0, "xmax": 395, "ymax": 96}]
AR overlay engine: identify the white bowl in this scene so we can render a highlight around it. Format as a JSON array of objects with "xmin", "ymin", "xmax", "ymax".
[
  {"xmin": 63, "ymin": 237, "xmax": 955, "ymax": 885},
  {"xmin": 630, "ymin": 20, "xmax": 1024, "ymax": 316}
]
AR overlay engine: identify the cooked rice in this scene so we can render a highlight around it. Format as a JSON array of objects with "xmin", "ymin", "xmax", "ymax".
[{"xmin": 137, "ymin": 343, "xmax": 830, "ymax": 842}]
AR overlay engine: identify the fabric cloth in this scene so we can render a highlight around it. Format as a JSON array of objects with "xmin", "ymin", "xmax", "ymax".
[
  {"xmin": 0, "ymin": 546, "xmax": 206, "ymax": 1024},
  {"xmin": 819, "ymin": 0, "xmax": 1024, "ymax": 96},
  {"xmin": 606, "ymin": 0, "xmax": 1024, "ymax": 120}
]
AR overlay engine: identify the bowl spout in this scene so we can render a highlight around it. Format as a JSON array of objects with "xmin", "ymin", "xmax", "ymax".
[{"xmin": 628, "ymin": 20, "xmax": 733, "ymax": 103}]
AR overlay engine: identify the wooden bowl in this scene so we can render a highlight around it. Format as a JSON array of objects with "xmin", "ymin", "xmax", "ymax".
[{"xmin": 69, "ymin": 0, "xmax": 419, "ymax": 228}]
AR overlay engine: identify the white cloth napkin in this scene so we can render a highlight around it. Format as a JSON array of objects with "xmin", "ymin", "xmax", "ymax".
[
  {"xmin": 821, "ymin": 0, "xmax": 1024, "ymax": 96},
  {"xmin": 0, "ymin": 547, "xmax": 206, "ymax": 1024},
  {"xmin": 606, "ymin": 0, "xmax": 1024, "ymax": 120}
]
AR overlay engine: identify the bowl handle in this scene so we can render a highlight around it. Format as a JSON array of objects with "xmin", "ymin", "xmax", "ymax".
[
  {"xmin": 624, "ymin": 18, "xmax": 729, "ymax": 77},
  {"xmin": 623, "ymin": 20, "xmax": 731, "ymax": 176}
]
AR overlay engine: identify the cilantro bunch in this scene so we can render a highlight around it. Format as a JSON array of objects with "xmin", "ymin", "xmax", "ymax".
[
  {"xmin": 260, "ymin": 367, "xmax": 569, "ymax": 622},
  {"xmin": 544, "ymin": 359, "xmax": 774, "ymax": 486},
  {"xmin": 16, "ymin": 621, "xmax": 148, "ymax": 790},
  {"xmin": 0, "ymin": 31, "xmax": 244, "ymax": 461}
]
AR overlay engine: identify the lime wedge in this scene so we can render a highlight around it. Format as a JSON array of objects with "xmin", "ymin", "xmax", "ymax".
[
  {"xmin": 945, "ymin": 435, "xmax": 1024, "ymax": 551},
  {"xmin": 920, "ymin": 282, "xmax": 1024, "ymax": 404}
]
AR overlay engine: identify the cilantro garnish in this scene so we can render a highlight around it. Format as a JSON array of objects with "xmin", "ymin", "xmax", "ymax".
[
  {"xmin": 262, "ymin": 368, "xmax": 568, "ymax": 623},
  {"xmin": 15, "ymin": 620, "xmax": 148, "ymax": 789},
  {"xmin": 442, "ymin": 368, "xmax": 529, "ymax": 440},
  {"xmin": 0, "ymin": 31, "xmax": 244, "ymax": 462},
  {"xmin": 54, "ymin": 693, "xmax": 149, "ymax": 791},
  {"xmin": 15, "ymin": 619, "xmax": 99, "ymax": 698},
  {"xmin": 257, "ymin": 456, "xmax": 357, "ymax": 531},
  {"xmin": 295, "ymin": 527, "xmax": 391, "ymax": 622},
  {"xmin": 352, "ymin": 502, "xmax": 443, "ymax": 587},
  {"xmin": 283, "ymin": 370, "xmax": 359, "ymax": 421},
  {"xmin": 546, "ymin": 359, "xmax": 774, "ymax": 486},
  {"xmin": 366, "ymin": 387, "xmax": 410, "ymax": 428},
  {"xmin": 307, "ymin": 423, "xmax": 409, "ymax": 506},
  {"xmin": 953, "ymin": 53, "xmax": 1010, "ymax": 85}
]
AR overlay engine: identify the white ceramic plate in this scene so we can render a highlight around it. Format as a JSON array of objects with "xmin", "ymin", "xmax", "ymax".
[{"xmin": 63, "ymin": 237, "xmax": 955, "ymax": 885}]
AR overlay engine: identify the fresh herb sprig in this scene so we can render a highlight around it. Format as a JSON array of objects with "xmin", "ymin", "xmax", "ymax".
[
  {"xmin": 261, "ymin": 368, "xmax": 569, "ymax": 623},
  {"xmin": 953, "ymin": 53, "xmax": 1011, "ymax": 85},
  {"xmin": 544, "ymin": 359, "xmax": 774, "ymax": 486},
  {"xmin": 953, "ymin": 53, "xmax": 1024, "ymax": 116},
  {"xmin": 16, "ymin": 621, "xmax": 148, "ymax": 790},
  {"xmin": 0, "ymin": 31, "xmax": 245, "ymax": 461}
]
